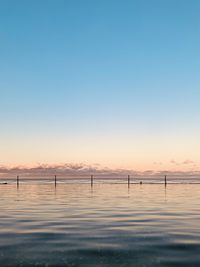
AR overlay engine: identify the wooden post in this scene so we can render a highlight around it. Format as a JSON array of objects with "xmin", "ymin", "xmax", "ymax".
[
  {"xmin": 128, "ymin": 175, "xmax": 130, "ymax": 186},
  {"xmin": 55, "ymin": 175, "xmax": 57, "ymax": 186},
  {"xmin": 91, "ymin": 175, "xmax": 93, "ymax": 186},
  {"xmin": 17, "ymin": 176, "xmax": 19, "ymax": 186},
  {"xmin": 164, "ymin": 175, "xmax": 167, "ymax": 186}
]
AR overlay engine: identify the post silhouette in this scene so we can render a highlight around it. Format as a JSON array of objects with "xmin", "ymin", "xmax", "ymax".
[
  {"xmin": 128, "ymin": 175, "xmax": 130, "ymax": 186},
  {"xmin": 164, "ymin": 175, "xmax": 167, "ymax": 186},
  {"xmin": 17, "ymin": 176, "xmax": 19, "ymax": 187},
  {"xmin": 91, "ymin": 175, "xmax": 94, "ymax": 186},
  {"xmin": 54, "ymin": 175, "xmax": 57, "ymax": 186}
]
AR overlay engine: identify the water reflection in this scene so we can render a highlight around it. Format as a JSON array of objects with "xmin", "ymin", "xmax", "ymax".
[{"xmin": 0, "ymin": 183, "xmax": 200, "ymax": 266}]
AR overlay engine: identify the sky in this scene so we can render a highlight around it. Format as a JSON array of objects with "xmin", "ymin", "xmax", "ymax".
[{"xmin": 0, "ymin": 0, "xmax": 200, "ymax": 174}]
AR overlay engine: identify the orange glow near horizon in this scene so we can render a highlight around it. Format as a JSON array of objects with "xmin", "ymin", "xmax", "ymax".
[{"xmin": 1, "ymin": 131, "xmax": 200, "ymax": 173}]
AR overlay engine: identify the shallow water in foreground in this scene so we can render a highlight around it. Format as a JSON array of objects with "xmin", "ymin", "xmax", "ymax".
[{"xmin": 0, "ymin": 183, "xmax": 200, "ymax": 267}]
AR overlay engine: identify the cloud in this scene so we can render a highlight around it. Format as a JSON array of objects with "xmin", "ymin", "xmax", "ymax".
[
  {"xmin": 0, "ymin": 163, "xmax": 200, "ymax": 179},
  {"xmin": 153, "ymin": 161, "xmax": 162, "ymax": 165},
  {"xmin": 170, "ymin": 159, "xmax": 179, "ymax": 165},
  {"xmin": 0, "ymin": 163, "xmax": 135, "ymax": 178},
  {"xmin": 182, "ymin": 159, "xmax": 194, "ymax": 165},
  {"xmin": 170, "ymin": 159, "xmax": 196, "ymax": 166}
]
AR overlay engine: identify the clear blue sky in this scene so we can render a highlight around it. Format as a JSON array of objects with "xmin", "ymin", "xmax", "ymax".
[{"xmin": 0, "ymin": 0, "xmax": 200, "ymax": 170}]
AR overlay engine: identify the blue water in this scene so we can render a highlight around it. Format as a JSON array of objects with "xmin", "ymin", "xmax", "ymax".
[{"xmin": 0, "ymin": 183, "xmax": 200, "ymax": 266}]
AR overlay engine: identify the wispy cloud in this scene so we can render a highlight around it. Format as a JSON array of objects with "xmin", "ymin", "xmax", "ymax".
[
  {"xmin": 170, "ymin": 159, "xmax": 196, "ymax": 166},
  {"xmin": 170, "ymin": 159, "xmax": 179, "ymax": 165},
  {"xmin": 182, "ymin": 159, "xmax": 194, "ymax": 165}
]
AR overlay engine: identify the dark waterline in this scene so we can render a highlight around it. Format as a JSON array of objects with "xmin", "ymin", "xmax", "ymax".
[{"xmin": 0, "ymin": 183, "xmax": 200, "ymax": 267}]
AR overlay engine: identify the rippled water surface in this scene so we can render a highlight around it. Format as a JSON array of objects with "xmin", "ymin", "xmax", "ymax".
[{"xmin": 0, "ymin": 183, "xmax": 200, "ymax": 266}]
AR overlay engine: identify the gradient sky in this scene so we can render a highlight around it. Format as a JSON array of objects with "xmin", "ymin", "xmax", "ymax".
[{"xmin": 0, "ymin": 0, "xmax": 200, "ymax": 172}]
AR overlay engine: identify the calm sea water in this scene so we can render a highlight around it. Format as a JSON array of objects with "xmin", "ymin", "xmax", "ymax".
[{"xmin": 0, "ymin": 183, "xmax": 200, "ymax": 267}]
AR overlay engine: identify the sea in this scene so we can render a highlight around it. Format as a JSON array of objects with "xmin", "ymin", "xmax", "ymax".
[{"xmin": 0, "ymin": 179, "xmax": 200, "ymax": 266}]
